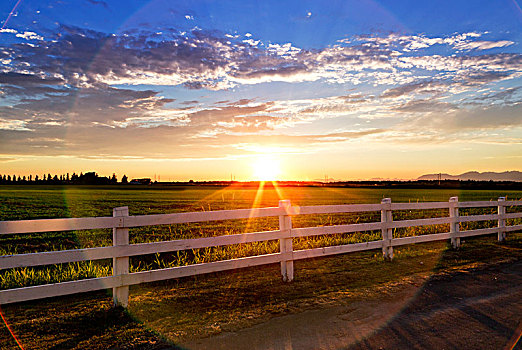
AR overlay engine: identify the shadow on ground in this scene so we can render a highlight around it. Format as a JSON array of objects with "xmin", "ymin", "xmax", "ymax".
[{"xmin": 183, "ymin": 259, "xmax": 522, "ymax": 350}]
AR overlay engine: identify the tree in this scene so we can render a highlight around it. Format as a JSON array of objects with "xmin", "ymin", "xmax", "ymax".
[
  {"xmin": 110, "ymin": 173, "xmax": 117, "ymax": 183},
  {"xmin": 121, "ymin": 175, "xmax": 128, "ymax": 184}
]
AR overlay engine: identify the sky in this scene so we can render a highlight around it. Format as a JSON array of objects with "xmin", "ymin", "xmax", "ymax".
[{"xmin": 0, "ymin": 0, "xmax": 521, "ymax": 181}]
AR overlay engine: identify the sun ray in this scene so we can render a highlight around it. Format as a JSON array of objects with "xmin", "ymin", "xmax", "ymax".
[
  {"xmin": 272, "ymin": 181, "xmax": 288, "ymax": 203},
  {"xmin": 242, "ymin": 181, "xmax": 267, "ymax": 235}
]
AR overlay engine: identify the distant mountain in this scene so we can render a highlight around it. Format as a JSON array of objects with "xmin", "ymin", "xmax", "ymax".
[
  {"xmin": 417, "ymin": 171, "xmax": 522, "ymax": 182},
  {"xmin": 313, "ymin": 177, "xmax": 339, "ymax": 182}
]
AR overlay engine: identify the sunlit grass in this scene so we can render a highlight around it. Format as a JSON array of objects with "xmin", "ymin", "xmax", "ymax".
[{"xmin": 0, "ymin": 261, "xmax": 111, "ymax": 289}]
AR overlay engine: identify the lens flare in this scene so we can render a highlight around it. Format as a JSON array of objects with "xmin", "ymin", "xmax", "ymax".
[
  {"xmin": 1, "ymin": 0, "xmax": 23, "ymax": 30},
  {"xmin": 0, "ymin": 307, "xmax": 24, "ymax": 349}
]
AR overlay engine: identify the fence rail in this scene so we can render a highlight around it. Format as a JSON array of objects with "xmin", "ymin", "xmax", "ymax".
[{"xmin": 1, "ymin": 196, "xmax": 521, "ymax": 306}]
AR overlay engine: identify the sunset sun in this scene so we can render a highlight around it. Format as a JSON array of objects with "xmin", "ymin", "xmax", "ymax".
[{"xmin": 251, "ymin": 156, "xmax": 281, "ymax": 181}]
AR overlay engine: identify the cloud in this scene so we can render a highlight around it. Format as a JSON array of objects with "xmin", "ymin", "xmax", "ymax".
[
  {"xmin": 381, "ymin": 80, "xmax": 448, "ymax": 98},
  {"xmin": 15, "ymin": 31, "xmax": 44, "ymax": 41},
  {"xmin": 1, "ymin": 24, "xmax": 521, "ymax": 159},
  {"xmin": 454, "ymin": 40, "xmax": 514, "ymax": 51},
  {"xmin": 465, "ymin": 87, "xmax": 521, "ymax": 106},
  {"xmin": 180, "ymin": 100, "xmax": 199, "ymax": 105},
  {"xmin": 0, "ymin": 72, "xmax": 66, "ymax": 97},
  {"xmin": 213, "ymin": 115, "xmax": 281, "ymax": 133},
  {"xmin": 2, "ymin": 25, "xmax": 518, "ymax": 94},
  {"xmin": 186, "ymin": 102, "xmax": 274, "ymax": 128},
  {"xmin": 226, "ymin": 98, "xmax": 256, "ymax": 106},
  {"xmin": 396, "ymin": 53, "xmax": 522, "ymax": 73},
  {"xmin": 392, "ymin": 99, "xmax": 459, "ymax": 113},
  {"xmin": 0, "ymin": 72, "xmax": 64, "ymax": 86},
  {"xmin": 403, "ymin": 104, "xmax": 522, "ymax": 133},
  {"xmin": 201, "ymin": 129, "xmax": 388, "ymax": 154},
  {"xmin": 0, "ymin": 118, "xmax": 31, "ymax": 131},
  {"xmin": 0, "ymin": 28, "xmax": 17, "ymax": 34},
  {"xmin": 357, "ymin": 32, "xmax": 513, "ymax": 53},
  {"xmin": 0, "ymin": 87, "xmax": 387, "ymax": 159},
  {"xmin": 0, "ymin": 85, "xmax": 177, "ymax": 133},
  {"xmin": 87, "ymin": 0, "xmax": 109, "ymax": 9}
]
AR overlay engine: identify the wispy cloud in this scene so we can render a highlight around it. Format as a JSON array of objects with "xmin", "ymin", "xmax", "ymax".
[{"xmin": 86, "ymin": 0, "xmax": 109, "ymax": 9}]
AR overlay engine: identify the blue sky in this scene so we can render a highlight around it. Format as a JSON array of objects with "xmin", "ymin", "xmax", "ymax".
[{"xmin": 0, "ymin": 0, "xmax": 521, "ymax": 180}]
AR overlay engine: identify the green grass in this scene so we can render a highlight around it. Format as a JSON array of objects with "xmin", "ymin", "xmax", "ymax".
[
  {"xmin": 2, "ymin": 185, "xmax": 520, "ymax": 221},
  {"xmin": 0, "ymin": 185, "xmax": 521, "ymax": 290}
]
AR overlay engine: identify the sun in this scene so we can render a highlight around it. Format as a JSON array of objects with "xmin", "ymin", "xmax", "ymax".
[{"xmin": 251, "ymin": 156, "xmax": 281, "ymax": 181}]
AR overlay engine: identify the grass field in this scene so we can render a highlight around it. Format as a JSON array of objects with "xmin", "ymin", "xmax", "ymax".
[
  {"xmin": 0, "ymin": 184, "xmax": 521, "ymax": 349},
  {"xmin": 0, "ymin": 184, "xmax": 521, "ymax": 289}
]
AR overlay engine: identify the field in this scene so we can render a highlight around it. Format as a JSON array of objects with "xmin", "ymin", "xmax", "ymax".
[
  {"xmin": 1, "ymin": 184, "xmax": 521, "ymax": 289},
  {"xmin": 1, "ymin": 184, "xmax": 521, "ymax": 349}
]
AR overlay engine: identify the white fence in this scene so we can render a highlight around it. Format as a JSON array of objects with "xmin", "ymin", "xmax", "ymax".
[{"xmin": 0, "ymin": 196, "xmax": 521, "ymax": 307}]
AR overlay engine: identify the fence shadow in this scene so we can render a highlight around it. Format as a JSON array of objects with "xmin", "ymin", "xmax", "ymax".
[{"xmin": 346, "ymin": 259, "xmax": 522, "ymax": 350}]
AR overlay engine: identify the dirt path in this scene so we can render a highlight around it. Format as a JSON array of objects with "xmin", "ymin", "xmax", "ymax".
[{"xmin": 180, "ymin": 260, "xmax": 522, "ymax": 350}]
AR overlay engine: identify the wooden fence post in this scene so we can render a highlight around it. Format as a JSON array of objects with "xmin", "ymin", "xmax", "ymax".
[
  {"xmin": 279, "ymin": 200, "xmax": 294, "ymax": 282},
  {"xmin": 381, "ymin": 198, "xmax": 393, "ymax": 261},
  {"xmin": 498, "ymin": 197, "xmax": 506, "ymax": 242},
  {"xmin": 449, "ymin": 197, "xmax": 460, "ymax": 248},
  {"xmin": 113, "ymin": 206, "xmax": 129, "ymax": 307}
]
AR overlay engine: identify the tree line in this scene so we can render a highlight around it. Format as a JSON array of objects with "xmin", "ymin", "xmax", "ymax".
[{"xmin": 0, "ymin": 171, "xmax": 129, "ymax": 185}]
